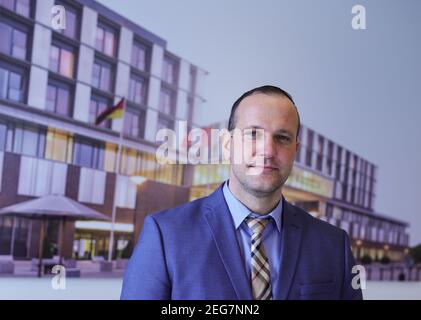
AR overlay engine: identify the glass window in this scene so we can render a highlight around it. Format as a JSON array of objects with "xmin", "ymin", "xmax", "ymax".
[
  {"xmin": 46, "ymin": 81, "xmax": 72, "ymax": 116},
  {"xmin": 91, "ymin": 59, "xmax": 113, "ymax": 92},
  {"xmin": 73, "ymin": 137, "xmax": 104, "ymax": 170},
  {"xmin": 90, "ymin": 95, "xmax": 111, "ymax": 129},
  {"xmin": 95, "ymin": 22, "xmax": 117, "ymax": 57},
  {"xmin": 56, "ymin": 3, "xmax": 79, "ymax": 39},
  {"xmin": 49, "ymin": 43, "xmax": 75, "ymax": 78},
  {"xmin": 0, "ymin": 65, "xmax": 25, "ymax": 102},
  {"xmin": 0, "ymin": 121, "xmax": 7, "ymax": 151},
  {"xmin": 131, "ymin": 41, "xmax": 149, "ymax": 71},
  {"xmin": 45, "ymin": 129, "xmax": 73, "ymax": 163},
  {"xmin": 124, "ymin": 108, "xmax": 145, "ymax": 138},
  {"xmin": 162, "ymin": 56, "xmax": 178, "ymax": 85},
  {"xmin": 13, "ymin": 124, "xmax": 45, "ymax": 157},
  {"xmin": 15, "ymin": 0, "xmax": 29, "ymax": 16},
  {"xmin": 157, "ymin": 116, "xmax": 174, "ymax": 131},
  {"xmin": 159, "ymin": 87, "xmax": 175, "ymax": 115},
  {"xmin": 0, "ymin": 0, "xmax": 30, "ymax": 17},
  {"xmin": 128, "ymin": 75, "xmax": 147, "ymax": 105},
  {"xmin": 0, "ymin": 20, "xmax": 28, "ymax": 60}
]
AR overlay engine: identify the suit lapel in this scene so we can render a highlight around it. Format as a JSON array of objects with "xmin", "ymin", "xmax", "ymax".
[
  {"xmin": 274, "ymin": 199, "xmax": 304, "ymax": 300},
  {"xmin": 203, "ymin": 186, "xmax": 253, "ymax": 300}
]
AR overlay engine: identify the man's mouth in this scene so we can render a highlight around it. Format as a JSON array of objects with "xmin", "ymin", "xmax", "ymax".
[{"xmin": 247, "ymin": 165, "xmax": 279, "ymax": 172}]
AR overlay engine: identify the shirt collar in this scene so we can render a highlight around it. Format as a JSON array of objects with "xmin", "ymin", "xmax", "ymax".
[{"xmin": 222, "ymin": 180, "xmax": 283, "ymax": 233}]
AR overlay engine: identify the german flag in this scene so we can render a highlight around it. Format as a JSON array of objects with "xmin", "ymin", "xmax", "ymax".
[{"xmin": 95, "ymin": 98, "xmax": 125, "ymax": 125}]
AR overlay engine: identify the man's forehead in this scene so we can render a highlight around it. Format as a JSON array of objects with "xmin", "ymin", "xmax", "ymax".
[{"xmin": 236, "ymin": 94, "xmax": 297, "ymax": 125}]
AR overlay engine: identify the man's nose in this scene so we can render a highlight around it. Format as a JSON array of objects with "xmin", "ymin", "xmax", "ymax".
[{"xmin": 257, "ymin": 134, "xmax": 276, "ymax": 158}]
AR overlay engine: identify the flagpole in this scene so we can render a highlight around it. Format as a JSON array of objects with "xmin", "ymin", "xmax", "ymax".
[{"xmin": 108, "ymin": 98, "xmax": 126, "ymax": 263}]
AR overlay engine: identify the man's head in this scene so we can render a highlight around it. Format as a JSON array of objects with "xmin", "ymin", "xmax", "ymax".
[{"xmin": 223, "ymin": 85, "xmax": 301, "ymax": 198}]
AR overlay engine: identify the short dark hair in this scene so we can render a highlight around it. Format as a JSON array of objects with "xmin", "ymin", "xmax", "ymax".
[{"xmin": 228, "ymin": 85, "xmax": 301, "ymax": 139}]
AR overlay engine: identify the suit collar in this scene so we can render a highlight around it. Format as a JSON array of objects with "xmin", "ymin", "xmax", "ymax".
[
  {"xmin": 203, "ymin": 184, "xmax": 253, "ymax": 300},
  {"xmin": 275, "ymin": 200, "xmax": 303, "ymax": 299}
]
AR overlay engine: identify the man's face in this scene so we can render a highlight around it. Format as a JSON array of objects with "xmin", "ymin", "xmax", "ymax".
[{"xmin": 224, "ymin": 93, "xmax": 300, "ymax": 198}]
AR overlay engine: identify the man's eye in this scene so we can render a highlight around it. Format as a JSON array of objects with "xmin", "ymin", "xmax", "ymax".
[
  {"xmin": 276, "ymin": 135, "xmax": 291, "ymax": 142},
  {"xmin": 244, "ymin": 130, "xmax": 262, "ymax": 139}
]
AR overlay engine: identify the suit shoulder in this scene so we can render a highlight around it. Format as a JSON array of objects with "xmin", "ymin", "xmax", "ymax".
[
  {"xmin": 148, "ymin": 195, "xmax": 208, "ymax": 225},
  {"xmin": 289, "ymin": 202, "xmax": 346, "ymax": 238}
]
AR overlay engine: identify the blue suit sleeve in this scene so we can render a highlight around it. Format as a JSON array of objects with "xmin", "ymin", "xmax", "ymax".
[
  {"xmin": 120, "ymin": 215, "xmax": 171, "ymax": 300},
  {"xmin": 341, "ymin": 230, "xmax": 363, "ymax": 300}
]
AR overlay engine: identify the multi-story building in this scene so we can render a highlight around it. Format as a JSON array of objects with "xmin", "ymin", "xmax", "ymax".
[
  {"xmin": 190, "ymin": 122, "xmax": 410, "ymax": 262},
  {"xmin": 0, "ymin": 0, "xmax": 207, "ymax": 259},
  {"xmin": 0, "ymin": 0, "xmax": 409, "ymax": 263}
]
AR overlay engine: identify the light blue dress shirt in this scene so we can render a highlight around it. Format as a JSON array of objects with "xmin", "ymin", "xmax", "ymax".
[{"xmin": 222, "ymin": 180, "xmax": 283, "ymax": 296}]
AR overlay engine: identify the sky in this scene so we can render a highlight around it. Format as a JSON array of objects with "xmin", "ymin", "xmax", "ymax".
[{"xmin": 97, "ymin": 0, "xmax": 421, "ymax": 245}]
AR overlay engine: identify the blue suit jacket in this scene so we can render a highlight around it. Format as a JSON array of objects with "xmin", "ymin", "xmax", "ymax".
[{"xmin": 121, "ymin": 184, "xmax": 363, "ymax": 300}]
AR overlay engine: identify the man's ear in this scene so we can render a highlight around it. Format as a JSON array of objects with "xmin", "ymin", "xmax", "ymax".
[
  {"xmin": 295, "ymin": 139, "xmax": 301, "ymax": 153},
  {"xmin": 221, "ymin": 129, "xmax": 231, "ymax": 163}
]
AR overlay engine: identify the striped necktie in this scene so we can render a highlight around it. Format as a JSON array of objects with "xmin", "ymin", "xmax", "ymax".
[{"xmin": 245, "ymin": 216, "xmax": 273, "ymax": 300}]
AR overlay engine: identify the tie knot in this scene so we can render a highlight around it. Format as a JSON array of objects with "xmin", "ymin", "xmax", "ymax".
[{"xmin": 245, "ymin": 216, "xmax": 271, "ymax": 235}]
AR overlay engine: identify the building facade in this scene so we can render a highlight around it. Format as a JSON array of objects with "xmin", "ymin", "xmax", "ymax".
[
  {"xmin": 190, "ymin": 122, "xmax": 410, "ymax": 262},
  {"xmin": 0, "ymin": 0, "xmax": 409, "ymax": 263},
  {"xmin": 0, "ymin": 0, "xmax": 206, "ymax": 259}
]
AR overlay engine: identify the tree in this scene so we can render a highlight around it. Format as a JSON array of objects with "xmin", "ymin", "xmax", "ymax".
[{"xmin": 409, "ymin": 244, "xmax": 421, "ymax": 264}]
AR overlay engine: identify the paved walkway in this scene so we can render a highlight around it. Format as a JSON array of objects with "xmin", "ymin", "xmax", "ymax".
[{"xmin": 0, "ymin": 277, "xmax": 420, "ymax": 299}]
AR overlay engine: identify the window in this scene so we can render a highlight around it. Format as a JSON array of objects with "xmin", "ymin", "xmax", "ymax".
[
  {"xmin": 45, "ymin": 128, "xmax": 73, "ymax": 163},
  {"xmin": 162, "ymin": 55, "xmax": 178, "ymax": 85},
  {"xmin": 0, "ymin": 0, "xmax": 31, "ymax": 17},
  {"xmin": 78, "ymin": 167, "xmax": 106, "ymax": 205},
  {"xmin": 124, "ymin": 108, "xmax": 145, "ymax": 139},
  {"xmin": 95, "ymin": 22, "xmax": 117, "ymax": 57},
  {"xmin": 316, "ymin": 136, "xmax": 323, "ymax": 171},
  {"xmin": 327, "ymin": 141, "xmax": 334, "ymax": 175},
  {"xmin": 49, "ymin": 42, "xmax": 75, "ymax": 78},
  {"xmin": 73, "ymin": 136, "xmax": 104, "ymax": 170},
  {"xmin": 92, "ymin": 59, "xmax": 113, "ymax": 92},
  {"xmin": 0, "ymin": 19, "xmax": 28, "ymax": 60},
  {"xmin": 128, "ymin": 74, "xmax": 147, "ymax": 105},
  {"xmin": 18, "ymin": 156, "xmax": 67, "ymax": 196},
  {"xmin": 0, "ymin": 64, "xmax": 26, "ymax": 102},
  {"xmin": 46, "ymin": 80, "xmax": 72, "ymax": 116},
  {"xmin": 157, "ymin": 116, "xmax": 174, "ymax": 131},
  {"xmin": 89, "ymin": 95, "xmax": 112, "ymax": 129},
  {"xmin": 131, "ymin": 40, "xmax": 149, "ymax": 71},
  {"xmin": 0, "ymin": 121, "xmax": 7, "ymax": 151},
  {"xmin": 189, "ymin": 66, "xmax": 196, "ymax": 93},
  {"xmin": 305, "ymin": 129, "xmax": 314, "ymax": 167},
  {"xmin": 12, "ymin": 123, "xmax": 45, "ymax": 157},
  {"xmin": 159, "ymin": 86, "xmax": 175, "ymax": 115},
  {"xmin": 55, "ymin": 1, "xmax": 79, "ymax": 39}
]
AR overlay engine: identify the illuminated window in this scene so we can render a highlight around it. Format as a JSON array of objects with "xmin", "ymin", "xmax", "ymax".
[
  {"xmin": 45, "ymin": 129, "xmax": 73, "ymax": 163},
  {"xmin": 49, "ymin": 42, "xmax": 75, "ymax": 78}
]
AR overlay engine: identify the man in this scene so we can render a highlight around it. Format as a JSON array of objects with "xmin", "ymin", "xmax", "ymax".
[{"xmin": 121, "ymin": 85, "xmax": 363, "ymax": 300}]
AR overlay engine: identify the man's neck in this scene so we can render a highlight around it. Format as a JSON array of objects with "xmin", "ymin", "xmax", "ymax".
[{"xmin": 227, "ymin": 179, "xmax": 282, "ymax": 215}]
